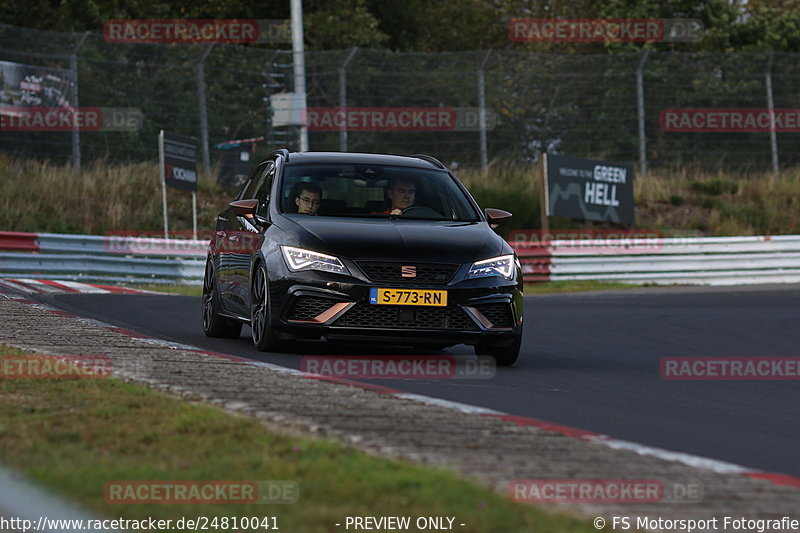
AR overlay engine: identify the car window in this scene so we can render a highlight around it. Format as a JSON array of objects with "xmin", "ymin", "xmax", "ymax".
[
  {"xmin": 279, "ymin": 164, "xmax": 479, "ymax": 221},
  {"xmin": 254, "ymin": 163, "xmax": 276, "ymax": 217},
  {"xmin": 237, "ymin": 161, "xmax": 273, "ymax": 201}
]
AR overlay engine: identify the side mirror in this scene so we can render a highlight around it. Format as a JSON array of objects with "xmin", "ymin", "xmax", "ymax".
[
  {"xmin": 485, "ymin": 208, "xmax": 512, "ymax": 229},
  {"xmin": 230, "ymin": 199, "xmax": 258, "ymax": 218}
]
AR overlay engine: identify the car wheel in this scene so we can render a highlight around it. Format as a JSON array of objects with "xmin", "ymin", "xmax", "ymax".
[
  {"xmin": 250, "ymin": 263, "xmax": 285, "ymax": 352},
  {"xmin": 475, "ymin": 334, "xmax": 521, "ymax": 366},
  {"xmin": 202, "ymin": 260, "xmax": 242, "ymax": 338}
]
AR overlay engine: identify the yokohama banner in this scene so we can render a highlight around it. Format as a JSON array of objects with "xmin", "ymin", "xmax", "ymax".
[{"xmin": 161, "ymin": 132, "xmax": 198, "ymax": 192}]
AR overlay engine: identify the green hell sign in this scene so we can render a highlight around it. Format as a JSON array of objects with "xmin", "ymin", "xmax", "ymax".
[{"xmin": 544, "ymin": 154, "xmax": 635, "ymax": 225}]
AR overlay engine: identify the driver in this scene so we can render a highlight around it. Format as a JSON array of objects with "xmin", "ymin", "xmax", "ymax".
[{"xmin": 381, "ymin": 176, "xmax": 416, "ymax": 215}]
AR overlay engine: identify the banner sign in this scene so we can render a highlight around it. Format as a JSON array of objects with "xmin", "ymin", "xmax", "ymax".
[
  {"xmin": 270, "ymin": 92, "xmax": 305, "ymax": 127},
  {"xmin": 0, "ymin": 60, "xmax": 73, "ymax": 112},
  {"xmin": 161, "ymin": 132, "xmax": 197, "ymax": 192},
  {"xmin": 544, "ymin": 154, "xmax": 635, "ymax": 224}
]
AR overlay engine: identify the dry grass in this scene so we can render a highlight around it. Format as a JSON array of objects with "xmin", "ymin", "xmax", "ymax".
[
  {"xmin": 457, "ymin": 159, "xmax": 800, "ymax": 236},
  {"xmin": 635, "ymin": 168, "xmax": 800, "ymax": 235},
  {"xmin": 0, "ymin": 154, "xmax": 230, "ymax": 235},
  {"xmin": 1, "ymin": 155, "xmax": 798, "ymax": 236}
]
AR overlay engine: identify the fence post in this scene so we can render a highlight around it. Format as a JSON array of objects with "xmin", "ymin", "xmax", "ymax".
[
  {"xmin": 196, "ymin": 44, "xmax": 215, "ymax": 173},
  {"xmin": 291, "ymin": 0, "xmax": 309, "ymax": 151},
  {"xmin": 478, "ymin": 50, "xmax": 492, "ymax": 174},
  {"xmin": 765, "ymin": 52, "xmax": 779, "ymax": 174},
  {"xmin": 338, "ymin": 48, "xmax": 358, "ymax": 152},
  {"xmin": 70, "ymin": 31, "xmax": 90, "ymax": 173},
  {"xmin": 636, "ymin": 50, "xmax": 650, "ymax": 177}
]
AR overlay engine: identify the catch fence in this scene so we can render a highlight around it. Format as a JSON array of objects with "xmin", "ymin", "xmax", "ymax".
[{"xmin": 2, "ymin": 23, "xmax": 800, "ymax": 174}]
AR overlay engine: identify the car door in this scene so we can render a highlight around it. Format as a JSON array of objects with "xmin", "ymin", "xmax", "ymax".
[
  {"xmin": 226, "ymin": 160, "xmax": 275, "ymax": 317},
  {"xmin": 217, "ymin": 161, "xmax": 270, "ymax": 315}
]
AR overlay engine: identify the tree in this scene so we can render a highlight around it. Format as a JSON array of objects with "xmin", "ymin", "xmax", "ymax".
[
  {"xmin": 727, "ymin": 0, "xmax": 800, "ymax": 52},
  {"xmin": 304, "ymin": 0, "xmax": 387, "ymax": 49}
]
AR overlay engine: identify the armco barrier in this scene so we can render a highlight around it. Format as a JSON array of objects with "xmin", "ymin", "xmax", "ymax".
[
  {"xmin": 2, "ymin": 231, "xmax": 799, "ymax": 287},
  {"xmin": 0, "ymin": 231, "xmax": 207, "ymax": 285},
  {"xmin": 509, "ymin": 235, "xmax": 800, "ymax": 286},
  {"xmin": 0, "ymin": 231, "xmax": 39, "ymax": 252}
]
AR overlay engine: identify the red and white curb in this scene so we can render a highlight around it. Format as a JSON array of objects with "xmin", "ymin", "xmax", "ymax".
[
  {"xmin": 0, "ymin": 278, "xmax": 158, "ymax": 295},
  {"xmin": 2, "ymin": 292, "xmax": 800, "ymax": 494}
]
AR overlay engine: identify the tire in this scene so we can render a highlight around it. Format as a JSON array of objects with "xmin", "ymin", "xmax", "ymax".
[
  {"xmin": 202, "ymin": 260, "xmax": 242, "ymax": 338},
  {"xmin": 250, "ymin": 263, "xmax": 285, "ymax": 352},
  {"xmin": 475, "ymin": 334, "xmax": 521, "ymax": 366}
]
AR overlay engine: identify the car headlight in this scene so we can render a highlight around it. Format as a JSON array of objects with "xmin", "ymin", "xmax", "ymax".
[
  {"xmin": 281, "ymin": 246, "xmax": 349, "ymax": 275},
  {"xmin": 467, "ymin": 254, "xmax": 516, "ymax": 280}
]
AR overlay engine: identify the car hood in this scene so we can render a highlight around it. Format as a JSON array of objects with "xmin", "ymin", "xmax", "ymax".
[{"xmin": 278, "ymin": 216, "xmax": 506, "ymax": 264}]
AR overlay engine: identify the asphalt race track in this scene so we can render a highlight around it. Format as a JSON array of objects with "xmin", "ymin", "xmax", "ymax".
[{"xmin": 40, "ymin": 285, "xmax": 800, "ymax": 477}]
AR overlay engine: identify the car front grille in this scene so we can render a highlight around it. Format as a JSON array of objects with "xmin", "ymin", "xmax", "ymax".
[
  {"xmin": 333, "ymin": 304, "xmax": 478, "ymax": 330},
  {"xmin": 356, "ymin": 262, "xmax": 459, "ymax": 284},
  {"xmin": 472, "ymin": 303, "xmax": 515, "ymax": 329},
  {"xmin": 287, "ymin": 296, "xmax": 338, "ymax": 321}
]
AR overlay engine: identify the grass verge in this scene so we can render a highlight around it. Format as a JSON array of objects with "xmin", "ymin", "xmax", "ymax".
[
  {"xmin": 524, "ymin": 281, "xmax": 642, "ymax": 294},
  {"xmin": 123, "ymin": 283, "xmax": 203, "ymax": 297},
  {"xmin": 0, "ymin": 345, "xmax": 598, "ymax": 533}
]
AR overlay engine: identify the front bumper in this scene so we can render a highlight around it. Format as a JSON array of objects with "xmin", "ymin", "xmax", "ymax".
[{"xmin": 266, "ymin": 265, "xmax": 524, "ymax": 346}]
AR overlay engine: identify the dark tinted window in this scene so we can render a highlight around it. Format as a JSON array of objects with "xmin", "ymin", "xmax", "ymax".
[
  {"xmin": 254, "ymin": 164, "xmax": 276, "ymax": 217},
  {"xmin": 238, "ymin": 161, "xmax": 273, "ymax": 200},
  {"xmin": 279, "ymin": 164, "xmax": 479, "ymax": 221}
]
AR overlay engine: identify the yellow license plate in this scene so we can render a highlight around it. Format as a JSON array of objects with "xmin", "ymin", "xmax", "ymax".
[{"xmin": 369, "ymin": 288, "xmax": 447, "ymax": 307}]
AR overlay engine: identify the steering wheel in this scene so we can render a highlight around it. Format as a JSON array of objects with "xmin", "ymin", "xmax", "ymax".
[{"xmin": 401, "ymin": 205, "xmax": 441, "ymax": 218}]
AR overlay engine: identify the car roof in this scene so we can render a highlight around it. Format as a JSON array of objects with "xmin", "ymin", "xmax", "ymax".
[{"xmin": 277, "ymin": 152, "xmax": 445, "ymax": 170}]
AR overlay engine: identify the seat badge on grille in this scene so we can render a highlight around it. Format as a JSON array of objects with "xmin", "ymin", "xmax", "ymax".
[{"xmin": 401, "ymin": 265, "xmax": 417, "ymax": 278}]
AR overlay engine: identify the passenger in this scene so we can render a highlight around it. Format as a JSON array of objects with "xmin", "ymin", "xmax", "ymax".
[{"xmin": 294, "ymin": 183, "xmax": 322, "ymax": 215}]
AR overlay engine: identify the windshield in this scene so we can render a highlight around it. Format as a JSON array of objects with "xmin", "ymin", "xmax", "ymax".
[{"xmin": 279, "ymin": 163, "xmax": 480, "ymax": 221}]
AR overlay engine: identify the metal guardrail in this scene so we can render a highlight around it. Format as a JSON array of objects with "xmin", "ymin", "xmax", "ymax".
[
  {"xmin": 510, "ymin": 235, "xmax": 800, "ymax": 286},
  {"xmin": 0, "ymin": 231, "xmax": 207, "ymax": 285},
  {"xmin": 2, "ymin": 231, "xmax": 799, "ymax": 287}
]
